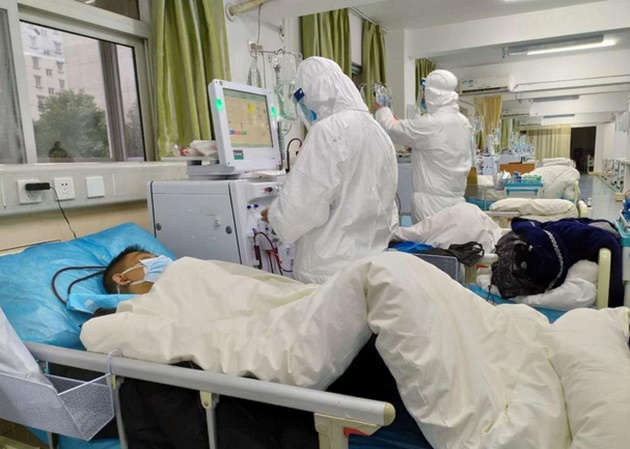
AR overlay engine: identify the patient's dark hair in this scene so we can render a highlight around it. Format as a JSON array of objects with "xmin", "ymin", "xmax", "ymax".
[{"xmin": 103, "ymin": 244, "xmax": 148, "ymax": 294}]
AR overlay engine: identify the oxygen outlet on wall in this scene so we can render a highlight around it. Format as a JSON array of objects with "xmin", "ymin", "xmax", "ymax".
[{"xmin": 53, "ymin": 177, "xmax": 76, "ymax": 200}]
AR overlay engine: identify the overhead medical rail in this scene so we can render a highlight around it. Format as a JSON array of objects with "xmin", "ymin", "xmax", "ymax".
[{"xmin": 25, "ymin": 342, "xmax": 395, "ymax": 449}]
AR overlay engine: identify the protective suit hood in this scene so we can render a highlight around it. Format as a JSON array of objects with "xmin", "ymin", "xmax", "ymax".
[
  {"xmin": 424, "ymin": 69, "xmax": 460, "ymax": 114},
  {"xmin": 297, "ymin": 57, "xmax": 368, "ymax": 122}
]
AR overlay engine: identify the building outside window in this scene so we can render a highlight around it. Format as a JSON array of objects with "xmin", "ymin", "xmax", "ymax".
[{"xmin": 2, "ymin": 1, "xmax": 151, "ymax": 164}]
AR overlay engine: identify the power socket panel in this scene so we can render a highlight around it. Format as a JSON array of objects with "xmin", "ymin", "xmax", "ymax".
[
  {"xmin": 53, "ymin": 177, "xmax": 76, "ymax": 201},
  {"xmin": 17, "ymin": 179, "xmax": 43, "ymax": 204}
]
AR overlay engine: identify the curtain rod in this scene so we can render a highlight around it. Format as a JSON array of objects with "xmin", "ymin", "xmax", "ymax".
[{"xmin": 350, "ymin": 7, "xmax": 388, "ymax": 33}]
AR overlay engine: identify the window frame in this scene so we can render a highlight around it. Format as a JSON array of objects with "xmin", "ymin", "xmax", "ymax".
[
  {"xmin": 0, "ymin": 0, "xmax": 37, "ymax": 162},
  {"xmin": 7, "ymin": 0, "xmax": 154, "ymax": 163}
]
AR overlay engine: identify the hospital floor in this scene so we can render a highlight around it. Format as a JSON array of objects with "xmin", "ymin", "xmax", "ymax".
[{"xmin": 579, "ymin": 174, "xmax": 622, "ymax": 222}]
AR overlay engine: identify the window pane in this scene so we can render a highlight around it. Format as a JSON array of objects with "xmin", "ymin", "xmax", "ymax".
[
  {"xmin": 0, "ymin": 9, "xmax": 25, "ymax": 164},
  {"xmin": 117, "ymin": 45, "xmax": 144, "ymax": 159},
  {"xmin": 20, "ymin": 22, "xmax": 144, "ymax": 162},
  {"xmin": 74, "ymin": 0, "xmax": 140, "ymax": 20}
]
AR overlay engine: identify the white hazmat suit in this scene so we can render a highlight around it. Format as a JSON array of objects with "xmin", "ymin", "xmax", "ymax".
[
  {"xmin": 376, "ymin": 70, "xmax": 472, "ymax": 223},
  {"xmin": 267, "ymin": 57, "xmax": 398, "ymax": 284}
]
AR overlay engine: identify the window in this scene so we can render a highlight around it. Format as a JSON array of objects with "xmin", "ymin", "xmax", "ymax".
[
  {"xmin": 2, "ymin": 3, "xmax": 151, "ymax": 164},
  {"xmin": 0, "ymin": 7, "xmax": 26, "ymax": 164},
  {"xmin": 351, "ymin": 63, "xmax": 362, "ymax": 89},
  {"xmin": 20, "ymin": 22, "xmax": 146, "ymax": 161},
  {"xmin": 74, "ymin": 0, "xmax": 140, "ymax": 20}
]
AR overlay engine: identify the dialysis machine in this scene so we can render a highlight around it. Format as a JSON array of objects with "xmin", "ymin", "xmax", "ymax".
[{"xmin": 148, "ymin": 80, "xmax": 294, "ymax": 275}]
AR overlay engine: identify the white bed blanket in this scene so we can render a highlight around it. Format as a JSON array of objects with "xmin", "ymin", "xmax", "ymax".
[
  {"xmin": 394, "ymin": 202, "xmax": 503, "ymax": 253},
  {"xmin": 81, "ymin": 254, "xmax": 630, "ymax": 449},
  {"xmin": 489, "ymin": 198, "xmax": 578, "ymax": 222}
]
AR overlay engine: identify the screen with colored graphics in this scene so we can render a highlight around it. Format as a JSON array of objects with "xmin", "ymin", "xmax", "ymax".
[{"xmin": 224, "ymin": 89, "xmax": 273, "ymax": 148}]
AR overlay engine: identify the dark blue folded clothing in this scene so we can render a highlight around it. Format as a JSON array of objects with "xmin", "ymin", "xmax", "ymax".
[{"xmin": 511, "ymin": 218, "xmax": 623, "ymax": 307}]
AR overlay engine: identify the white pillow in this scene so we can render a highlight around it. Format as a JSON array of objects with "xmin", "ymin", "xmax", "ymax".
[
  {"xmin": 545, "ymin": 308, "xmax": 630, "ymax": 449},
  {"xmin": 490, "ymin": 198, "xmax": 578, "ymax": 221}
]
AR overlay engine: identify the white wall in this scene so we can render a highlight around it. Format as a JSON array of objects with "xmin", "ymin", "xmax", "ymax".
[{"xmin": 349, "ymin": 11, "xmax": 362, "ymax": 66}]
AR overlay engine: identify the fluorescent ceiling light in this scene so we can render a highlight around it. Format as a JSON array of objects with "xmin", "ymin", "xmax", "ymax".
[
  {"xmin": 532, "ymin": 95, "xmax": 580, "ymax": 103},
  {"xmin": 543, "ymin": 114, "xmax": 576, "ymax": 119},
  {"xmin": 505, "ymin": 35, "xmax": 616, "ymax": 56}
]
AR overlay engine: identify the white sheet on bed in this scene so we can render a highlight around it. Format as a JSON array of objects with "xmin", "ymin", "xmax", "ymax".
[
  {"xmin": 81, "ymin": 254, "xmax": 629, "ymax": 449},
  {"xmin": 394, "ymin": 202, "xmax": 503, "ymax": 253}
]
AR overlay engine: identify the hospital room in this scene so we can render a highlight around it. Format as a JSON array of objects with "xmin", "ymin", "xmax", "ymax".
[{"xmin": 1, "ymin": 0, "xmax": 630, "ymax": 448}]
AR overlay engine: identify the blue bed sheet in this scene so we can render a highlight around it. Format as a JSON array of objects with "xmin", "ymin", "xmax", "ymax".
[
  {"xmin": 465, "ymin": 196, "xmax": 495, "ymax": 211},
  {"xmin": 468, "ymin": 285, "xmax": 566, "ymax": 322}
]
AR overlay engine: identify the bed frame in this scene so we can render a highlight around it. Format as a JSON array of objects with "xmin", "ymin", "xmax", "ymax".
[{"xmin": 0, "ymin": 341, "xmax": 395, "ymax": 449}]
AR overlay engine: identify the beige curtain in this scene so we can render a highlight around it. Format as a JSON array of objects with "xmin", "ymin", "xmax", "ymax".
[
  {"xmin": 151, "ymin": 0, "xmax": 231, "ymax": 158},
  {"xmin": 474, "ymin": 95, "xmax": 503, "ymax": 150},
  {"xmin": 415, "ymin": 58, "xmax": 436, "ymax": 101},
  {"xmin": 301, "ymin": 9, "xmax": 352, "ymax": 76},
  {"xmin": 522, "ymin": 125, "xmax": 572, "ymax": 160}
]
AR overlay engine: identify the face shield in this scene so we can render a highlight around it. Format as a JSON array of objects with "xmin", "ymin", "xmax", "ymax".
[
  {"xmin": 293, "ymin": 88, "xmax": 318, "ymax": 130},
  {"xmin": 419, "ymin": 78, "xmax": 427, "ymax": 113}
]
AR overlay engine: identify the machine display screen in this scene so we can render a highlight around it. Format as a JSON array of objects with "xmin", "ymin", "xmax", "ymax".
[{"xmin": 224, "ymin": 89, "xmax": 273, "ymax": 148}]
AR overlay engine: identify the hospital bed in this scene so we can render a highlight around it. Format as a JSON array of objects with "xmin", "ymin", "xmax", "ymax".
[
  {"xmin": 0, "ymin": 340, "xmax": 395, "ymax": 449},
  {"xmin": 0, "ymin": 223, "xmax": 433, "ymax": 449}
]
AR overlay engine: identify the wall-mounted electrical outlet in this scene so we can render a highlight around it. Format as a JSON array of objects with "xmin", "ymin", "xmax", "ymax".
[
  {"xmin": 17, "ymin": 179, "xmax": 43, "ymax": 204},
  {"xmin": 53, "ymin": 177, "xmax": 75, "ymax": 201}
]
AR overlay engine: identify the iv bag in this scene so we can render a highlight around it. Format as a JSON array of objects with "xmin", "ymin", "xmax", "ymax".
[
  {"xmin": 272, "ymin": 52, "xmax": 301, "ymax": 121},
  {"xmin": 360, "ymin": 83, "xmax": 392, "ymax": 109},
  {"xmin": 247, "ymin": 56, "xmax": 262, "ymax": 88}
]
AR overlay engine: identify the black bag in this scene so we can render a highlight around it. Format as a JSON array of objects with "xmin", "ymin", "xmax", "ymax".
[{"xmin": 491, "ymin": 232, "xmax": 546, "ymax": 299}]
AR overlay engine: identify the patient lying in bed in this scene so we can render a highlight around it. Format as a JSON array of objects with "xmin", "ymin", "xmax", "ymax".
[{"xmin": 84, "ymin": 247, "xmax": 630, "ymax": 449}]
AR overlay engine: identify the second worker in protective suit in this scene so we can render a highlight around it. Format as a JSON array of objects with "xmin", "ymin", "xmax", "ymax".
[
  {"xmin": 263, "ymin": 57, "xmax": 398, "ymax": 284},
  {"xmin": 374, "ymin": 69, "xmax": 472, "ymax": 223}
]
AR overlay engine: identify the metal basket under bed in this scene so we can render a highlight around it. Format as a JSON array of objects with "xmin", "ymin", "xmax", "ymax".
[{"xmin": 0, "ymin": 371, "xmax": 114, "ymax": 441}]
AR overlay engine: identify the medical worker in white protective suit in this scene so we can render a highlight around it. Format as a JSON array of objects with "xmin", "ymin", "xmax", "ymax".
[
  {"xmin": 262, "ymin": 57, "xmax": 398, "ymax": 284},
  {"xmin": 374, "ymin": 70, "xmax": 472, "ymax": 223}
]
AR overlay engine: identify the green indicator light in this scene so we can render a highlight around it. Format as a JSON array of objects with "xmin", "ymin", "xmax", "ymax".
[
  {"xmin": 270, "ymin": 106, "xmax": 278, "ymax": 118},
  {"xmin": 216, "ymin": 98, "xmax": 224, "ymax": 111}
]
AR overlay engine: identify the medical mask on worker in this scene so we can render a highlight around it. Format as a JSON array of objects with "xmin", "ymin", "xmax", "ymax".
[
  {"xmin": 117, "ymin": 255, "xmax": 174, "ymax": 293},
  {"xmin": 293, "ymin": 88, "xmax": 317, "ymax": 130}
]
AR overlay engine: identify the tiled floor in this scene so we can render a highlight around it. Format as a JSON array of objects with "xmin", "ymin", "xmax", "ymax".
[{"xmin": 579, "ymin": 174, "xmax": 622, "ymax": 222}]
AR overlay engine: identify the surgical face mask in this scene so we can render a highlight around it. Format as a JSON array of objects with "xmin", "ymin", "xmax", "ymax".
[
  {"xmin": 117, "ymin": 255, "xmax": 174, "ymax": 294},
  {"xmin": 293, "ymin": 88, "xmax": 317, "ymax": 130}
]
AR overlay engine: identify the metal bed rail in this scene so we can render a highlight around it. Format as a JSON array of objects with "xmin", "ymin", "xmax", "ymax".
[{"xmin": 25, "ymin": 342, "xmax": 395, "ymax": 449}]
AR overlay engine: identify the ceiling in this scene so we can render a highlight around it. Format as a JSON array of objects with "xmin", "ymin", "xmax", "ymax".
[
  {"xmin": 352, "ymin": 0, "xmax": 630, "ymax": 124},
  {"xmin": 355, "ymin": 0, "xmax": 606, "ymax": 31}
]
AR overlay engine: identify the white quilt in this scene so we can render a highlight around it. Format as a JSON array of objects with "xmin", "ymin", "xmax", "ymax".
[
  {"xmin": 394, "ymin": 202, "xmax": 503, "ymax": 253},
  {"xmin": 81, "ymin": 254, "xmax": 630, "ymax": 449}
]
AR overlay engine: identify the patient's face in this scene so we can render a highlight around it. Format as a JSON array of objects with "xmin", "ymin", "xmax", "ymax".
[
  {"xmin": 119, "ymin": 251, "xmax": 157, "ymax": 280},
  {"xmin": 114, "ymin": 251, "xmax": 157, "ymax": 294}
]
